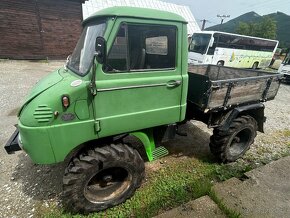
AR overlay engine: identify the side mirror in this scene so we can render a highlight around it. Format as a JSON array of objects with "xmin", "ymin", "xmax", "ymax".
[
  {"xmin": 209, "ymin": 37, "xmax": 214, "ymax": 47},
  {"xmin": 95, "ymin": 37, "xmax": 106, "ymax": 64}
]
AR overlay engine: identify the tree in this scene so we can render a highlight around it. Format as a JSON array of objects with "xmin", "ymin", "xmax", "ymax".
[
  {"xmin": 236, "ymin": 22, "xmax": 250, "ymax": 35},
  {"xmin": 236, "ymin": 17, "xmax": 277, "ymax": 39},
  {"xmin": 257, "ymin": 17, "xmax": 277, "ymax": 39}
]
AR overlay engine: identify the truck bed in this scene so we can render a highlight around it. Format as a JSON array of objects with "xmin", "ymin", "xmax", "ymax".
[{"xmin": 187, "ymin": 65, "xmax": 283, "ymax": 112}]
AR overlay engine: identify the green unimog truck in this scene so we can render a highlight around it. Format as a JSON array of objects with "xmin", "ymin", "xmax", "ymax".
[{"xmin": 5, "ymin": 6, "xmax": 282, "ymax": 213}]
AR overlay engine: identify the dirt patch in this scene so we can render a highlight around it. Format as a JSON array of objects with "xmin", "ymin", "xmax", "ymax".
[{"xmin": 7, "ymin": 107, "xmax": 20, "ymax": 116}]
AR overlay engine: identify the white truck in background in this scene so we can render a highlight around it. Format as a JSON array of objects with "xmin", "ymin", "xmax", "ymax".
[{"xmin": 278, "ymin": 50, "xmax": 290, "ymax": 83}]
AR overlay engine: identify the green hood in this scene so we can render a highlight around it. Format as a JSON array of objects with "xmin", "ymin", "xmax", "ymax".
[{"xmin": 18, "ymin": 69, "xmax": 64, "ymax": 116}]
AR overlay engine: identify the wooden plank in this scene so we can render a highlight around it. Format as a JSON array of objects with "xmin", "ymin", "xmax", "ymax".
[{"xmin": 187, "ymin": 65, "xmax": 281, "ymax": 111}]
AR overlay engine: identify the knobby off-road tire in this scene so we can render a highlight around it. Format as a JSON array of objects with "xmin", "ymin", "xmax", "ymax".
[
  {"xmin": 209, "ymin": 115, "xmax": 258, "ymax": 163},
  {"xmin": 217, "ymin": 61, "xmax": 224, "ymax": 66},
  {"xmin": 62, "ymin": 143, "xmax": 145, "ymax": 214}
]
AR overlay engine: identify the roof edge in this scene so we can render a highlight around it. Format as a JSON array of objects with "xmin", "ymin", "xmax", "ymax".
[{"xmin": 83, "ymin": 6, "xmax": 187, "ymax": 25}]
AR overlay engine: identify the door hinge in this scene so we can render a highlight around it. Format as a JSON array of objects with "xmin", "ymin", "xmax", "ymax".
[
  {"xmin": 90, "ymin": 81, "xmax": 97, "ymax": 96},
  {"xmin": 94, "ymin": 120, "xmax": 101, "ymax": 132}
]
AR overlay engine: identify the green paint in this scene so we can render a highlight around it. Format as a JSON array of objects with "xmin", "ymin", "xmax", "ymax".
[
  {"xmin": 131, "ymin": 129, "xmax": 156, "ymax": 161},
  {"xmin": 74, "ymin": 100, "xmax": 90, "ymax": 120},
  {"xmin": 83, "ymin": 6, "xmax": 187, "ymax": 25},
  {"xmin": 152, "ymin": 146, "xmax": 169, "ymax": 160},
  {"xmin": 16, "ymin": 6, "xmax": 189, "ymax": 164}
]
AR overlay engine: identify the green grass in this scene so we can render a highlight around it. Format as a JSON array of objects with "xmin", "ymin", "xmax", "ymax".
[
  {"xmin": 282, "ymin": 129, "xmax": 290, "ymax": 137},
  {"xmin": 209, "ymin": 190, "xmax": 241, "ymax": 218},
  {"xmin": 37, "ymin": 129, "xmax": 290, "ymax": 218},
  {"xmin": 40, "ymin": 135, "xmax": 290, "ymax": 218},
  {"xmin": 278, "ymin": 129, "xmax": 290, "ymax": 149},
  {"xmin": 41, "ymin": 157, "xmax": 254, "ymax": 218}
]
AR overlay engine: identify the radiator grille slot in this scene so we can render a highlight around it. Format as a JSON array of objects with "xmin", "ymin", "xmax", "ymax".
[{"xmin": 33, "ymin": 105, "xmax": 53, "ymax": 123}]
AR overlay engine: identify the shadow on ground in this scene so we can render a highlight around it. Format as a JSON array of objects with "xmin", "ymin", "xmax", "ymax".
[
  {"xmin": 12, "ymin": 121, "xmax": 215, "ymax": 202},
  {"xmin": 163, "ymin": 122, "xmax": 214, "ymax": 161}
]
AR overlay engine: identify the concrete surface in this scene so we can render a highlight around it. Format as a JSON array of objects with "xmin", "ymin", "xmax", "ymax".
[
  {"xmin": 213, "ymin": 156, "xmax": 290, "ymax": 218},
  {"xmin": 155, "ymin": 196, "xmax": 226, "ymax": 218},
  {"xmin": 0, "ymin": 60, "xmax": 66, "ymax": 218},
  {"xmin": 156, "ymin": 156, "xmax": 290, "ymax": 218}
]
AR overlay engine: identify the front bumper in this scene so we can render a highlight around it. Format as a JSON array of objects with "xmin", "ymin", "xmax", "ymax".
[
  {"xmin": 17, "ymin": 122, "xmax": 56, "ymax": 164},
  {"xmin": 283, "ymin": 74, "xmax": 290, "ymax": 83},
  {"xmin": 4, "ymin": 127, "xmax": 21, "ymax": 154}
]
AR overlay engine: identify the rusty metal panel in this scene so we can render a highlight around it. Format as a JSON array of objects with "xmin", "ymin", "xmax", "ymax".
[
  {"xmin": 226, "ymin": 80, "xmax": 266, "ymax": 106},
  {"xmin": 266, "ymin": 78, "xmax": 281, "ymax": 100}
]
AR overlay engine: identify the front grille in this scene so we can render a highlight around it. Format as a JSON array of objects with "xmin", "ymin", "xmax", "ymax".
[{"xmin": 33, "ymin": 105, "xmax": 53, "ymax": 123}]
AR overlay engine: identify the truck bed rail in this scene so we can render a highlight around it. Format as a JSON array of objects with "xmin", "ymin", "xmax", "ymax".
[{"xmin": 187, "ymin": 65, "xmax": 283, "ymax": 112}]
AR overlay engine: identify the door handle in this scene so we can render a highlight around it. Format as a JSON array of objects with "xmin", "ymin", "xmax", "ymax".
[{"xmin": 166, "ymin": 80, "xmax": 181, "ymax": 88}]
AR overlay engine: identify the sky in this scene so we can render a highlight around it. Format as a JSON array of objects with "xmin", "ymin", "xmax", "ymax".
[{"xmin": 162, "ymin": 0, "xmax": 290, "ymax": 28}]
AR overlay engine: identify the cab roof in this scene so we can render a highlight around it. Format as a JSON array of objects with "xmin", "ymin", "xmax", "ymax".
[{"xmin": 83, "ymin": 6, "xmax": 187, "ymax": 24}]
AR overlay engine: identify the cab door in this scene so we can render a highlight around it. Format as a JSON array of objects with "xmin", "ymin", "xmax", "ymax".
[{"xmin": 93, "ymin": 19, "xmax": 184, "ymax": 138}]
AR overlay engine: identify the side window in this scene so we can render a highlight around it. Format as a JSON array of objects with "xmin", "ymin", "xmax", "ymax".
[
  {"xmin": 146, "ymin": 36, "xmax": 168, "ymax": 55},
  {"xmin": 207, "ymin": 34, "xmax": 218, "ymax": 55},
  {"xmin": 283, "ymin": 52, "xmax": 290, "ymax": 64},
  {"xmin": 105, "ymin": 23, "xmax": 176, "ymax": 73},
  {"xmin": 105, "ymin": 24, "xmax": 128, "ymax": 72}
]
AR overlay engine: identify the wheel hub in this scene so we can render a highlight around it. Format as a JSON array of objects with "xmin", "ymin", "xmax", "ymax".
[
  {"xmin": 84, "ymin": 167, "xmax": 132, "ymax": 203},
  {"xmin": 233, "ymin": 136, "xmax": 240, "ymax": 143},
  {"xmin": 229, "ymin": 128, "xmax": 252, "ymax": 157},
  {"xmin": 103, "ymin": 175, "xmax": 113, "ymax": 183}
]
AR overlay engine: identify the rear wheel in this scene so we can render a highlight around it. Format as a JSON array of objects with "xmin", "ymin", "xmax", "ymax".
[
  {"xmin": 62, "ymin": 143, "xmax": 145, "ymax": 213},
  {"xmin": 217, "ymin": 61, "xmax": 224, "ymax": 66},
  {"xmin": 209, "ymin": 115, "xmax": 258, "ymax": 162},
  {"xmin": 252, "ymin": 62, "xmax": 259, "ymax": 69}
]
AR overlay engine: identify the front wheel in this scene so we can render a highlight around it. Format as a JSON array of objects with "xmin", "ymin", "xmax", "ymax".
[
  {"xmin": 209, "ymin": 115, "xmax": 258, "ymax": 162},
  {"xmin": 62, "ymin": 143, "xmax": 145, "ymax": 213}
]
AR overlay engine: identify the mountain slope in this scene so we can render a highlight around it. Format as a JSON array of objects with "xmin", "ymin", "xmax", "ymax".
[{"xmin": 206, "ymin": 11, "xmax": 290, "ymax": 47}]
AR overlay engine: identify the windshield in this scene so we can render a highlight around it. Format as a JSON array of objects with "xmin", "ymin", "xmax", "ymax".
[
  {"xmin": 189, "ymin": 33, "xmax": 211, "ymax": 55},
  {"xmin": 283, "ymin": 52, "xmax": 290, "ymax": 65},
  {"xmin": 68, "ymin": 20, "xmax": 107, "ymax": 75}
]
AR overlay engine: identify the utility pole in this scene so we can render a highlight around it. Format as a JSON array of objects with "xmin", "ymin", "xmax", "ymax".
[
  {"xmin": 216, "ymin": 14, "xmax": 230, "ymax": 51},
  {"xmin": 217, "ymin": 14, "xmax": 230, "ymax": 30},
  {"xmin": 200, "ymin": 19, "xmax": 209, "ymax": 30}
]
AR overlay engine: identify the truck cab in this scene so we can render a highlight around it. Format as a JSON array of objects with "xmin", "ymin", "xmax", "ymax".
[{"xmin": 16, "ymin": 7, "xmax": 189, "ymax": 164}]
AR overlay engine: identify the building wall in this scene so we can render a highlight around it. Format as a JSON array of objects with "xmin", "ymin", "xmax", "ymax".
[{"xmin": 0, "ymin": 0, "xmax": 83, "ymax": 59}]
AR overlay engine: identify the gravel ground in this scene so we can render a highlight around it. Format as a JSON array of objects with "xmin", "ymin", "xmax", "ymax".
[{"xmin": 0, "ymin": 60, "xmax": 289, "ymax": 217}]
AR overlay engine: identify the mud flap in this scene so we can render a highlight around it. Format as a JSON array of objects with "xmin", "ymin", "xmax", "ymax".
[{"xmin": 5, "ymin": 128, "xmax": 21, "ymax": 154}]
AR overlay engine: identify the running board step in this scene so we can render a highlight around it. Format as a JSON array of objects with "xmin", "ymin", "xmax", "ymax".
[{"xmin": 152, "ymin": 146, "xmax": 169, "ymax": 160}]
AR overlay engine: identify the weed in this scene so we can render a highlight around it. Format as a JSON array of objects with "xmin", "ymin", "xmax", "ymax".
[
  {"xmin": 214, "ymin": 164, "xmax": 253, "ymax": 181},
  {"xmin": 209, "ymin": 190, "xmax": 241, "ymax": 218},
  {"xmin": 37, "ymin": 130, "xmax": 290, "ymax": 218},
  {"xmin": 42, "ymin": 157, "xmax": 250, "ymax": 218},
  {"xmin": 282, "ymin": 129, "xmax": 290, "ymax": 137}
]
